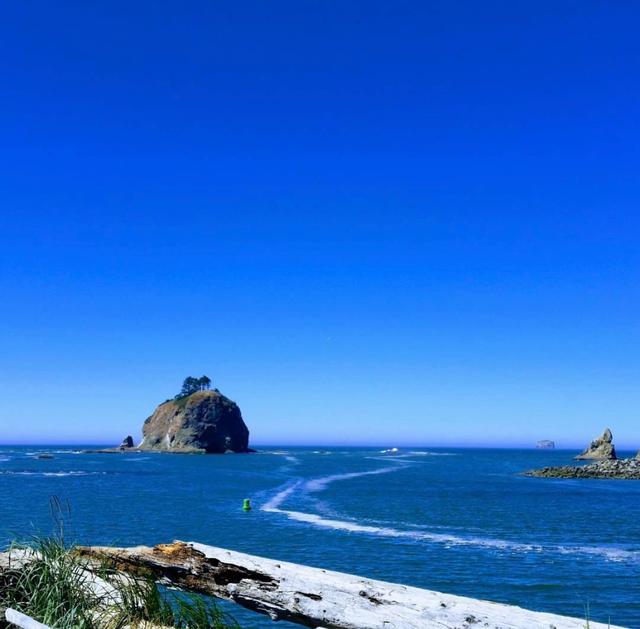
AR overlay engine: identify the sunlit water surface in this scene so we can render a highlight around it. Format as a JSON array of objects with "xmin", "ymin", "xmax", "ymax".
[{"xmin": 1, "ymin": 447, "xmax": 638, "ymax": 627}]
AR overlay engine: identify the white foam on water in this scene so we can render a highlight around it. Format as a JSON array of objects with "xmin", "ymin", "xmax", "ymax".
[
  {"xmin": 374, "ymin": 452, "xmax": 458, "ymax": 460},
  {"xmin": 1, "ymin": 471, "xmax": 108, "ymax": 477},
  {"xmin": 268, "ymin": 508, "xmax": 640, "ymax": 561},
  {"xmin": 305, "ymin": 464, "xmax": 407, "ymax": 493},
  {"xmin": 261, "ymin": 481, "xmax": 302, "ymax": 511},
  {"xmin": 261, "ymin": 461, "xmax": 640, "ymax": 563},
  {"xmin": 261, "ymin": 450, "xmax": 301, "ymax": 464},
  {"xmin": 556, "ymin": 544, "xmax": 640, "ymax": 562},
  {"xmin": 276, "ymin": 508, "xmax": 534, "ymax": 548},
  {"xmin": 42, "ymin": 471, "xmax": 106, "ymax": 477}
]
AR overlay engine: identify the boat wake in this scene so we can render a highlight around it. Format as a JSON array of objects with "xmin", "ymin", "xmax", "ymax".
[
  {"xmin": 304, "ymin": 464, "xmax": 407, "ymax": 493},
  {"xmin": 0, "ymin": 470, "xmax": 110, "ymax": 477},
  {"xmin": 261, "ymin": 461, "xmax": 640, "ymax": 563}
]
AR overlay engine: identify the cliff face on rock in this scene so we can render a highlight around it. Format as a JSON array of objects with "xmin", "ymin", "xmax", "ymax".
[
  {"xmin": 575, "ymin": 428, "xmax": 617, "ymax": 460},
  {"xmin": 139, "ymin": 390, "xmax": 250, "ymax": 453}
]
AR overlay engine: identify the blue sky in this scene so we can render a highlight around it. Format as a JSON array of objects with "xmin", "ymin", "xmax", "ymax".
[{"xmin": 0, "ymin": 1, "xmax": 638, "ymax": 447}]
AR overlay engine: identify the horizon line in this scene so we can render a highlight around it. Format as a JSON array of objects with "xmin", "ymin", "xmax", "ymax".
[{"xmin": 1, "ymin": 442, "xmax": 639, "ymax": 451}]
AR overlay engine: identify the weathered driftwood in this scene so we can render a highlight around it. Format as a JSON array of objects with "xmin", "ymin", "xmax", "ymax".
[
  {"xmin": 0, "ymin": 548, "xmax": 34, "ymax": 572},
  {"xmin": 1, "ymin": 552, "xmax": 51, "ymax": 628},
  {"xmin": 5, "ymin": 608, "xmax": 51, "ymax": 629},
  {"xmin": 0, "ymin": 547, "xmax": 123, "ymax": 603},
  {"xmin": 0, "ymin": 548, "xmax": 169, "ymax": 629},
  {"xmin": 78, "ymin": 541, "xmax": 625, "ymax": 629}
]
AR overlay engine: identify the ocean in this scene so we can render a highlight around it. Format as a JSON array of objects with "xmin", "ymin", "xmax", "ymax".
[{"xmin": 0, "ymin": 446, "xmax": 638, "ymax": 627}]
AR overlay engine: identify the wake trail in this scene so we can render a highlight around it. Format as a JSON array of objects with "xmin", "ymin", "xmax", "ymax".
[
  {"xmin": 260, "ymin": 460, "xmax": 640, "ymax": 564},
  {"xmin": 304, "ymin": 463, "xmax": 409, "ymax": 493}
]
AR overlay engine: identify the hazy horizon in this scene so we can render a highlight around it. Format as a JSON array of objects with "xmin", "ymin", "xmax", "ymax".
[{"xmin": 2, "ymin": 438, "xmax": 638, "ymax": 451}]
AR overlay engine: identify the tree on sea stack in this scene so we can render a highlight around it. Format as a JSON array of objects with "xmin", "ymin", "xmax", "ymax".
[
  {"xmin": 176, "ymin": 375, "xmax": 212, "ymax": 399},
  {"xmin": 177, "ymin": 377, "xmax": 198, "ymax": 398}
]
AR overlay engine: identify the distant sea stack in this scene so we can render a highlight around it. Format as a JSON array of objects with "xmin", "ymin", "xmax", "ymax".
[
  {"xmin": 139, "ymin": 382, "xmax": 250, "ymax": 454},
  {"xmin": 536, "ymin": 440, "xmax": 555, "ymax": 449},
  {"xmin": 119, "ymin": 435, "xmax": 134, "ymax": 449},
  {"xmin": 526, "ymin": 427, "xmax": 632, "ymax": 479},
  {"xmin": 575, "ymin": 428, "xmax": 617, "ymax": 460}
]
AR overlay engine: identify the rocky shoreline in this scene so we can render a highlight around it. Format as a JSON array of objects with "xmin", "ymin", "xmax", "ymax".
[{"xmin": 526, "ymin": 457, "xmax": 640, "ymax": 480}]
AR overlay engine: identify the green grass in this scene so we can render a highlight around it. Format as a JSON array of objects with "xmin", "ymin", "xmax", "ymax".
[
  {"xmin": 173, "ymin": 394, "xmax": 193, "ymax": 410},
  {"xmin": 172, "ymin": 389, "xmax": 220, "ymax": 410},
  {"xmin": 0, "ymin": 536, "xmax": 239, "ymax": 628}
]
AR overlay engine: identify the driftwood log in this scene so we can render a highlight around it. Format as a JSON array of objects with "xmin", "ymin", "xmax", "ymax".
[
  {"xmin": 0, "ymin": 549, "xmax": 169, "ymax": 629},
  {"xmin": 5, "ymin": 608, "xmax": 51, "ymax": 629},
  {"xmin": 77, "ymin": 541, "xmax": 624, "ymax": 629}
]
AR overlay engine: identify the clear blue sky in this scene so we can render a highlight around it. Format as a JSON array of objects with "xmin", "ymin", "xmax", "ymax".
[{"xmin": 0, "ymin": 1, "xmax": 638, "ymax": 448}]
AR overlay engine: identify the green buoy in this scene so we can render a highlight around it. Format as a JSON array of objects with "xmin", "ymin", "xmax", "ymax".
[{"xmin": 242, "ymin": 498, "xmax": 251, "ymax": 511}]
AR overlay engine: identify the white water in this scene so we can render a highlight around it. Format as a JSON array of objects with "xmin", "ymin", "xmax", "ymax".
[
  {"xmin": 0, "ymin": 470, "xmax": 109, "ymax": 477},
  {"xmin": 304, "ymin": 463, "xmax": 407, "ymax": 492},
  {"xmin": 261, "ymin": 461, "xmax": 640, "ymax": 563}
]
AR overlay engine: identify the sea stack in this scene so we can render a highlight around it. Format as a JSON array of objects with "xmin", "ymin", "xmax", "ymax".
[
  {"xmin": 575, "ymin": 428, "xmax": 617, "ymax": 460},
  {"xmin": 139, "ymin": 389, "xmax": 250, "ymax": 453},
  {"xmin": 119, "ymin": 435, "xmax": 134, "ymax": 449}
]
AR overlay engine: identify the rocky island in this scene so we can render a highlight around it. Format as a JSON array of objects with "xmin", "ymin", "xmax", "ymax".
[
  {"xmin": 139, "ymin": 387, "xmax": 250, "ymax": 453},
  {"xmin": 89, "ymin": 376, "xmax": 251, "ymax": 454},
  {"xmin": 526, "ymin": 428, "xmax": 640, "ymax": 479}
]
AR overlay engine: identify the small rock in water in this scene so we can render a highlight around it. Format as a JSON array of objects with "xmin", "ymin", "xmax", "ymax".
[
  {"xmin": 119, "ymin": 435, "xmax": 134, "ymax": 449},
  {"xmin": 574, "ymin": 427, "xmax": 617, "ymax": 460}
]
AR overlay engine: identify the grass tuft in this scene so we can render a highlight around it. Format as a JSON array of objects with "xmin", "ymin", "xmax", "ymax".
[{"xmin": 0, "ymin": 536, "xmax": 238, "ymax": 628}]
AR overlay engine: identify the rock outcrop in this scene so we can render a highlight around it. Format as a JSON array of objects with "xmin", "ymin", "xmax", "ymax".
[
  {"xmin": 526, "ymin": 458, "xmax": 640, "ymax": 480},
  {"xmin": 119, "ymin": 436, "xmax": 134, "ymax": 449},
  {"xmin": 575, "ymin": 428, "xmax": 617, "ymax": 460},
  {"xmin": 139, "ymin": 390, "xmax": 250, "ymax": 453}
]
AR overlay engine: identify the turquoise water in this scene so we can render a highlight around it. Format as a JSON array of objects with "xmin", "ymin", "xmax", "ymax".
[{"xmin": 1, "ymin": 446, "xmax": 638, "ymax": 627}]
